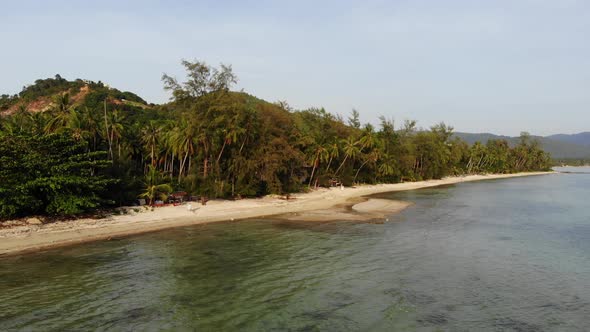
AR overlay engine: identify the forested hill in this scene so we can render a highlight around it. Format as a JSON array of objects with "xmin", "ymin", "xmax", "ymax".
[
  {"xmin": 454, "ymin": 132, "xmax": 590, "ymax": 159},
  {"xmin": 0, "ymin": 75, "xmax": 152, "ymax": 115},
  {"xmin": 0, "ymin": 61, "xmax": 551, "ymax": 220},
  {"xmin": 547, "ymin": 132, "xmax": 590, "ymax": 147}
]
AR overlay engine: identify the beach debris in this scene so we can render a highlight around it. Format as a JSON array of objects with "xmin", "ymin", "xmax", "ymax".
[{"xmin": 26, "ymin": 217, "xmax": 43, "ymax": 225}]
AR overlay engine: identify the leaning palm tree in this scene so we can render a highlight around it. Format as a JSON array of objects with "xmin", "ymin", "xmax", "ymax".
[
  {"xmin": 323, "ymin": 142, "xmax": 340, "ymax": 176},
  {"xmin": 334, "ymin": 136, "xmax": 360, "ymax": 176},
  {"xmin": 308, "ymin": 144, "xmax": 329, "ymax": 187},
  {"xmin": 354, "ymin": 150, "xmax": 380, "ymax": 184}
]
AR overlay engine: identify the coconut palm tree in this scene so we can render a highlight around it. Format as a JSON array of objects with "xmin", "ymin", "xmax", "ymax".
[
  {"xmin": 323, "ymin": 142, "xmax": 340, "ymax": 176},
  {"xmin": 354, "ymin": 150, "xmax": 380, "ymax": 184},
  {"xmin": 308, "ymin": 144, "xmax": 329, "ymax": 187},
  {"xmin": 176, "ymin": 119, "xmax": 198, "ymax": 181},
  {"xmin": 108, "ymin": 110, "xmax": 125, "ymax": 159},
  {"xmin": 335, "ymin": 136, "xmax": 360, "ymax": 176},
  {"xmin": 139, "ymin": 165, "xmax": 173, "ymax": 206},
  {"xmin": 141, "ymin": 121, "xmax": 162, "ymax": 167},
  {"xmin": 359, "ymin": 123, "xmax": 377, "ymax": 150}
]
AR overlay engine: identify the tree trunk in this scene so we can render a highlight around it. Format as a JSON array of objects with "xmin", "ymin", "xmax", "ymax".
[
  {"xmin": 151, "ymin": 144, "xmax": 155, "ymax": 166},
  {"xmin": 179, "ymin": 151, "xmax": 189, "ymax": 182},
  {"xmin": 334, "ymin": 154, "xmax": 349, "ymax": 175},
  {"xmin": 353, "ymin": 159, "xmax": 370, "ymax": 184},
  {"xmin": 325, "ymin": 156, "xmax": 333, "ymax": 174},
  {"xmin": 308, "ymin": 156, "xmax": 319, "ymax": 187},
  {"xmin": 103, "ymin": 101, "xmax": 113, "ymax": 162},
  {"xmin": 170, "ymin": 151, "xmax": 175, "ymax": 179},
  {"xmin": 217, "ymin": 140, "xmax": 227, "ymax": 165}
]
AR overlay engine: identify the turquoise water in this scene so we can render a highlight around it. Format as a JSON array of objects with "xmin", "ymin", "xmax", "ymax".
[{"xmin": 1, "ymin": 172, "xmax": 589, "ymax": 331}]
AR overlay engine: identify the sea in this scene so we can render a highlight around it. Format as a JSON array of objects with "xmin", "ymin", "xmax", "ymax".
[{"xmin": 0, "ymin": 168, "xmax": 588, "ymax": 331}]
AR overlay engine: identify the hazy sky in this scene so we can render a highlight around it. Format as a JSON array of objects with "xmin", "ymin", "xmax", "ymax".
[{"xmin": 1, "ymin": 0, "xmax": 589, "ymax": 135}]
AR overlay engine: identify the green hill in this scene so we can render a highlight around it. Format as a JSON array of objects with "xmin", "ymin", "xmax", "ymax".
[{"xmin": 0, "ymin": 75, "xmax": 152, "ymax": 115}]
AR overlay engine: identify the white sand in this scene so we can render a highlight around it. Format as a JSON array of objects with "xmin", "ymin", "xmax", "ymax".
[{"xmin": 0, "ymin": 172, "xmax": 554, "ymax": 255}]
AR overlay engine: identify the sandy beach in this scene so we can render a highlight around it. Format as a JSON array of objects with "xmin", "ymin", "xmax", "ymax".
[{"xmin": 0, "ymin": 172, "xmax": 554, "ymax": 256}]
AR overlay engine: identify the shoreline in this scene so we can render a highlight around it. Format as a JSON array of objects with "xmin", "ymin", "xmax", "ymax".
[{"xmin": 0, "ymin": 172, "xmax": 554, "ymax": 256}]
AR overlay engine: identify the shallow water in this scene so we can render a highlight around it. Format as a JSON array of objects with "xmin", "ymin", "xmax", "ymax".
[{"xmin": 1, "ymin": 173, "xmax": 589, "ymax": 331}]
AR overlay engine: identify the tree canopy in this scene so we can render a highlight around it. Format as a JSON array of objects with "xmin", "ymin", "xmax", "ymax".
[{"xmin": 0, "ymin": 60, "xmax": 551, "ymax": 220}]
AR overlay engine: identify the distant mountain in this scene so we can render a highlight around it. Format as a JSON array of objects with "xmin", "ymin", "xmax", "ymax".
[
  {"xmin": 453, "ymin": 132, "xmax": 590, "ymax": 159},
  {"xmin": 547, "ymin": 132, "xmax": 590, "ymax": 147}
]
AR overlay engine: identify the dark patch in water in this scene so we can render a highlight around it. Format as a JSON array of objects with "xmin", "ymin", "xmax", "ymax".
[
  {"xmin": 126, "ymin": 307, "xmax": 148, "ymax": 319},
  {"xmin": 296, "ymin": 324, "xmax": 321, "ymax": 332},
  {"xmin": 383, "ymin": 288, "xmax": 399, "ymax": 296},
  {"xmin": 538, "ymin": 297, "xmax": 589, "ymax": 312},
  {"xmin": 169, "ymin": 294, "xmax": 193, "ymax": 304},
  {"xmin": 102, "ymin": 307, "xmax": 151, "ymax": 327},
  {"xmin": 493, "ymin": 317, "xmax": 543, "ymax": 332},
  {"xmin": 417, "ymin": 312, "xmax": 448, "ymax": 326},
  {"xmin": 401, "ymin": 289, "xmax": 437, "ymax": 305},
  {"xmin": 327, "ymin": 291, "xmax": 353, "ymax": 302}
]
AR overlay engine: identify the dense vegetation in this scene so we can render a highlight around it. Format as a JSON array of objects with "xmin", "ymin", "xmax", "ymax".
[
  {"xmin": 0, "ymin": 61, "xmax": 551, "ymax": 220},
  {"xmin": 0, "ymin": 133, "xmax": 113, "ymax": 217}
]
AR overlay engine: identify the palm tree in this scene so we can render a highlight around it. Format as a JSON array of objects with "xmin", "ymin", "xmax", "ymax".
[
  {"xmin": 334, "ymin": 136, "xmax": 360, "ymax": 176},
  {"xmin": 176, "ymin": 119, "xmax": 197, "ymax": 181},
  {"xmin": 216, "ymin": 115, "xmax": 244, "ymax": 165},
  {"xmin": 323, "ymin": 142, "xmax": 340, "ymax": 176},
  {"xmin": 43, "ymin": 93, "xmax": 73, "ymax": 134},
  {"xmin": 308, "ymin": 144, "xmax": 328, "ymax": 187},
  {"xmin": 378, "ymin": 159, "xmax": 395, "ymax": 177},
  {"xmin": 108, "ymin": 110, "xmax": 125, "ymax": 159},
  {"xmin": 161, "ymin": 123, "xmax": 179, "ymax": 179},
  {"xmin": 141, "ymin": 121, "xmax": 162, "ymax": 167},
  {"xmin": 65, "ymin": 108, "xmax": 89, "ymax": 142},
  {"xmin": 359, "ymin": 124, "xmax": 377, "ymax": 150},
  {"xmin": 53, "ymin": 92, "xmax": 71, "ymax": 113},
  {"xmin": 79, "ymin": 107, "xmax": 101, "ymax": 151},
  {"xmin": 139, "ymin": 165, "xmax": 173, "ymax": 206},
  {"xmin": 197, "ymin": 129, "xmax": 211, "ymax": 179},
  {"xmin": 354, "ymin": 150, "xmax": 380, "ymax": 184},
  {"xmin": 28, "ymin": 112, "xmax": 48, "ymax": 135},
  {"xmin": 44, "ymin": 108, "xmax": 71, "ymax": 134}
]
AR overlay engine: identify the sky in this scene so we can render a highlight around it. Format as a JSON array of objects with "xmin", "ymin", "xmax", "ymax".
[{"xmin": 1, "ymin": 0, "xmax": 589, "ymax": 136}]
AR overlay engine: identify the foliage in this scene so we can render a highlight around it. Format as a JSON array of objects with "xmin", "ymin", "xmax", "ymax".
[
  {"xmin": 139, "ymin": 165, "xmax": 173, "ymax": 205},
  {"xmin": 0, "ymin": 132, "xmax": 114, "ymax": 218},
  {"xmin": 0, "ymin": 61, "xmax": 552, "ymax": 220}
]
